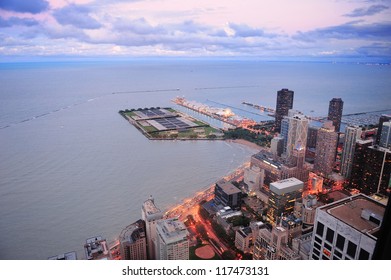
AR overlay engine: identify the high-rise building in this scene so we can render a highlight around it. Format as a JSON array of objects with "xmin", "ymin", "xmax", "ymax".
[
  {"xmin": 214, "ymin": 179, "xmax": 243, "ymax": 209},
  {"xmin": 275, "ymin": 88, "xmax": 294, "ymax": 132},
  {"xmin": 375, "ymin": 115, "xmax": 391, "ymax": 145},
  {"xmin": 306, "ymin": 126, "xmax": 319, "ymax": 149},
  {"xmin": 340, "ymin": 126, "xmax": 362, "ymax": 179},
  {"xmin": 379, "ymin": 121, "xmax": 391, "ymax": 149},
  {"xmin": 350, "ymin": 144, "xmax": 391, "ymax": 195},
  {"xmin": 84, "ymin": 236, "xmax": 111, "ymax": 260},
  {"xmin": 119, "ymin": 219, "xmax": 147, "ymax": 260},
  {"xmin": 280, "ymin": 109, "xmax": 309, "ymax": 163},
  {"xmin": 141, "ymin": 196, "xmax": 163, "ymax": 260},
  {"xmin": 327, "ymin": 98, "xmax": 344, "ymax": 132},
  {"xmin": 309, "ymin": 194, "xmax": 385, "ymax": 260},
  {"xmin": 271, "ymin": 136, "xmax": 284, "ymax": 159},
  {"xmin": 267, "ymin": 178, "xmax": 303, "ymax": 224},
  {"xmin": 155, "ymin": 217, "xmax": 189, "ymax": 260},
  {"xmin": 314, "ymin": 121, "xmax": 338, "ymax": 177}
]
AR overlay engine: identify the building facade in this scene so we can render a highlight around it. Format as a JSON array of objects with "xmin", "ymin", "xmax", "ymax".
[
  {"xmin": 155, "ymin": 218, "xmax": 189, "ymax": 260},
  {"xmin": 375, "ymin": 114, "xmax": 391, "ymax": 145},
  {"xmin": 141, "ymin": 196, "xmax": 163, "ymax": 260},
  {"xmin": 314, "ymin": 121, "xmax": 338, "ymax": 177},
  {"xmin": 275, "ymin": 88, "xmax": 294, "ymax": 132},
  {"xmin": 267, "ymin": 178, "xmax": 303, "ymax": 224},
  {"xmin": 84, "ymin": 236, "xmax": 111, "ymax": 260},
  {"xmin": 214, "ymin": 179, "xmax": 243, "ymax": 209},
  {"xmin": 310, "ymin": 194, "xmax": 385, "ymax": 260},
  {"xmin": 119, "ymin": 219, "xmax": 147, "ymax": 260},
  {"xmin": 327, "ymin": 98, "xmax": 344, "ymax": 132},
  {"xmin": 340, "ymin": 125, "xmax": 362, "ymax": 179},
  {"xmin": 379, "ymin": 121, "xmax": 391, "ymax": 149}
]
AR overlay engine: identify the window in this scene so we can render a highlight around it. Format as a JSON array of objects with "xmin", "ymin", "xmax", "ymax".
[
  {"xmin": 314, "ymin": 242, "xmax": 321, "ymax": 250},
  {"xmin": 347, "ymin": 241, "xmax": 357, "ymax": 258},
  {"xmin": 333, "ymin": 255, "xmax": 340, "ymax": 260},
  {"xmin": 324, "ymin": 243, "xmax": 332, "ymax": 250},
  {"xmin": 312, "ymin": 254, "xmax": 319, "ymax": 260},
  {"xmin": 316, "ymin": 222, "xmax": 324, "ymax": 237},
  {"xmin": 336, "ymin": 234, "xmax": 345, "ymax": 251},
  {"xmin": 315, "ymin": 236, "xmax": 322, "ymax": 244},
  {"xmin": 359, "ymin": 249, "xmax": 370, "ymax": 260},
  {"xmin": 326, "ymin": 228, "xmax": 334, "ymax": 244},
  {"xmin": 334, "ymin": 250, "xmax": 342, "ymax": 258},
  {"xmin": 313, "ymin": 248, "xmax": 320, "ymax": 256},
  {"xmin": 322, "ymin": 255, "xmax": 329, "ymax": 260}
]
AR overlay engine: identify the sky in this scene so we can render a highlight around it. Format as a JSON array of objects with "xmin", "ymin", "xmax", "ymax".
[{"xmin": 0, "ymin": 0, "xmax": 390, "ymax": 61}]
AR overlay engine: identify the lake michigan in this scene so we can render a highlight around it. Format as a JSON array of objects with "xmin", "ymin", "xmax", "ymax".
[{"xmin": 0, "ymin": 60, "xmax": 390, "ymax": 259}]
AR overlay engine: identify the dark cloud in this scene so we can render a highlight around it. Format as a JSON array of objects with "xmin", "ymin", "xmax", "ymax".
[
  {"xmin": 344, "ymin": 4, "xmax": 389, "ymax": 17},
  {"xmin": 0, "ymin": 0, "xmax": 49, "ymax": 14},
  {"xmin": 53, "ymin": 4, "xmax": 102, "ymax": 30},
  {"xmin": 0, "ymin": 16, "xmax": 40, "ymax": 27},
  {"xmin": 294, "ymin": 21, "xmax": 391, "ymax": 41}
]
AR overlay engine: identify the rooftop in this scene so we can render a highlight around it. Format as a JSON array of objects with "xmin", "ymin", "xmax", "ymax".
[
  {"xmin": 320, "ymin": 194, "xmax": 385, "ymax": 239},
  {"xmin": 48, "ymin": 251, "xmax": 77, "ymax": 260},
  {"xmin": 157, "ymin": 218, "xmax": 188, "ymax": 244},
  {"xmin": 216, "ymin": 179, "xmax": 241, "ymax": 195},
  {"xmin": 119, "ymin": 219, "xmax": 146, "ymax": 244},
  {"xmin": 270, "ymin": 178, "xmax": 303, "ymax": 195},
  {"xmin": 142, "ymin": 197, "xmax": 162, "ymax": 216},
  {"xmin": 84, "ymin": 236, "xmax": 110, "ymax": 260}
]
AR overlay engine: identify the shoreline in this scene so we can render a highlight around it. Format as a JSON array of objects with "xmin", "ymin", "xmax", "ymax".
[{"xmin": 227, "ymin": 139, "xmax": 264, "ymax": 151}]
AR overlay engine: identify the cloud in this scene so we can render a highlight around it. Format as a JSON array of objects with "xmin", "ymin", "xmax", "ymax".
[
  {"xmin": 227, "ymin": 23, "xmax": 276, "ymax": 38},
  {"xmin": 0, "ymin": 16, "xmax": 40, "ymax": 27},
  {"xmin": 0, "ymin": 0, "xmax": 49, "ymax": 14},
  {"xmin": 344, "ymin": 4, "xmax": 389, "ymax": 17},
  {"xmin": 294, "ymin": 21, "xmax": 391, "ymax": 41},
  {"xmin": 53, "ymin": 4, "xmax": 102, "ymax": 30}
]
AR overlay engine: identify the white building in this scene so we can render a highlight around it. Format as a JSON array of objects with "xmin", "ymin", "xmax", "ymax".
[
  {"xmin": 155, "ymin": 218, "xmax": 189, "ymax": 260},
  {"xmin": 244, "ymin": 165, "xmax": 263, "ymax": 195},
  {"xmin": 141, "ymin": 196, "xmax": 163, "ymax": 260},
  {"xmin": 310, "ymin": 194, "xmax": 385, "ymax": 260},
  {"xmin": 340, "ymin": 125, "xmax": 362, "ymax": 179}
]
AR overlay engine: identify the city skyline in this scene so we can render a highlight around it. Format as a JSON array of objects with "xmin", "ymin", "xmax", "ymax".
[{"xmin": 0, "ymin": 0, "xmax": 390, "ymax": 62}]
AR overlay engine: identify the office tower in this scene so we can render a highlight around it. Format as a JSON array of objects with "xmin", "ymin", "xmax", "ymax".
[
  {"xmin": 379, "ymin": 121, "xmax": 391, "ymax": 149},
  {"xmin": 141, "ymin": 196, "xmax": 163, "ymax": 260},
  {"xmin": 267, "ymin": 178, "xmax": 303, "ymax": 225},
  {"xmin": 271, "ymin": 136, "xmax": 284, "ymax": 159},
  {"xmin": 235, "ymin": 227, "xmax": 253, "ymax": 253},
  {"xmin": 350, "ymin": 144, "xmax": 391, "ymax": 195},
  {"xmin": 314, "ymin": 121, "xmax": 338, "ymax": 177},
  {"xmin": 275, "ymin": 88, "xmax": 294, "ymax": 132},
  {"xmin": 327, "ymin": 98, "xmax": 344, "ymax": 132},
  {"xmin": 340, "ymin": 126, "xmax": 362, "ymax": 179},
  {"xmin": 293, "ymin": 194, "xmax": 321, "ymax": 226},
  {"xmin": 309, "ymin": 194, "xmax": 385, "ymax": 260},
  {"xmin": 306, "ymin": 126, "xmax": 319, "ymax": 149},
  {"xmin": 155, "ymin": 217, "xmax": 189, "ymax": 260},
  {"xmin": 376, "ymin": 115, "xmax": 391, "ymax": 145},
  {"xmin": 214, "ymin": 179, "xmax": 243, "ymax": 209},
  {"xmin": 119, "ymin": 219, "xmax": 147, "ymax": 260},
  {"xmin": 280, "ymin": 109, "xmax": 309, "ymax": 163},
  {"xmin": 84, "ymin": 236, "xmax": 111, "ymax": 260}
]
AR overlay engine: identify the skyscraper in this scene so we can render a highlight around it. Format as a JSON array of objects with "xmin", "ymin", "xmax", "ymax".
[
  {"xmin": 340, "ymin": 126, "xmax": 362, "ymax": 179},
  {"xmin": 155, "ymin": 217, "xmax": 189, "ymax": 260},
  {"xmin": 379, "ymin": 121, "xmax": 391, "ymax": 149},
  {"xmin": 314, "ymin": 121, "xmax": 338, "ymax": 177},
  {"xmin": 327, "ymin": 98, "xmax": 344, "ymax": 132},
  {"xmin": 141, "ymin": 196, "xmax": 163, "ymax": 260},
  {"xmin": 310, "ymin": 194, "xmax": 385, "ymax": 260},
  {"xmin": 119, "ymin": 219, "xmax": 147, "ymax": 260},
  {"xmin": 350, "ymin": 144, "xmax": 391, "ymax": 195},
  {"xmin": 280, "ymin": 109, "xmax": 309, "ymax": 163},
  {"xmin": 275, "ymin": 88, "xmax": 294, "ymax": 132},
  {"xmin": 375, "ymin": 115, "xmax": 391, "ymax": 145}
]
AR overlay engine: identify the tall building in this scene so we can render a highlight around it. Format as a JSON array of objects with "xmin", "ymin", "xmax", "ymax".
[
  {"xmin": 314, "ymin": 121, "xmax": 338, "ymax": 177},
  {"xmin": 306, "ymin": 126, "xmax": 319, "ymax": 149},
  {"xmin": 340, "ymin": 125, "xmax": 362, "ymax": 179},
  {"xmin": 309, "ymin": 194, "xmax": 385, "ymax": 260},
  {"xmin": 267, "ymin": 178, "xmax": 303, "ymax": 224},
  {"xmin": 379, "ymin": 121, "xmax": 391, "ymax": 149},
  {"xmin": 375, "ymin": 115, "xmax": 391, "ymax": 145},
  {"xmin": 155, "ymin": 217, "xmax": 189, "ymax": 260},
  {"xmin": 327, "ymin": 98, "xmax": 344, "ymax": 132},
  {"xmin": 214, "ymin": 179, "xmax": 243, "ymax": 209},
  {"xmin": 141, "ymin": 196, "xmax": 163, "ymax": 260},
  {"xmin": 275, "ymin": 88, "xmax": 294, "ymax": 132},
  {"xmin": 280, "ymin": 109, "xmax": 309, "ymax": 163},
  {"xmin": 350, "ymin": 144, "xmax": 391, "ymax": 195},
  {"xmin": 119, "ymin": 219, "xmax": 147, "ymax": 260},
  {"xmin": 84, "ymin": 236, "xmax": 111, "ymax": 260}
]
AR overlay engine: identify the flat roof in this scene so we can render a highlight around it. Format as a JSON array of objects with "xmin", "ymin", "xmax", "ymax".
[
  {"xmin": 142, "ymin": 198, "xmax": 162, "ymax": 216},
  {"xmin": 270, "ymin": 178, "xmax": 303, "ymax": 195},
  {"xmin": 156, "ymin": 218, "xmax": 188, "ymax": 244},
  {"xmin": 48, "ymin": 251, "xmax": 77, "ymax": 260},
  {"xmin": 319, "ymin": 194, "xmax": 385, "ymax": 238},
  {"xmin": 216, "ymin": 179, "xmax": 241, "ymax": 195}
]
